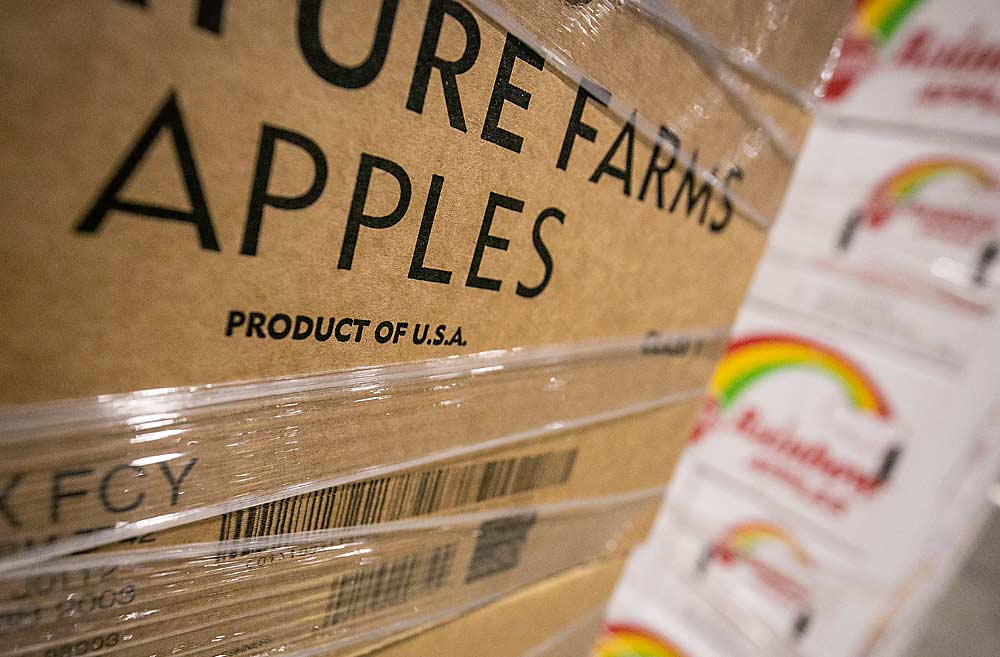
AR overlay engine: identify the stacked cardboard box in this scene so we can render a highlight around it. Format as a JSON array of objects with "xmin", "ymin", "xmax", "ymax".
[
  {"xmin": 0, "ymin": 1, "xmax": 847, "ymax": 655},
  {"xmin": 605, "ymin": 1, "xmax": 1000, "ymax": 656}
]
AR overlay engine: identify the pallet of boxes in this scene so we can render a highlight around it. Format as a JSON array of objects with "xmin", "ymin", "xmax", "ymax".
[{"xmin": 0, "ymin": 2, "xmax": 846, "ymax": 656}]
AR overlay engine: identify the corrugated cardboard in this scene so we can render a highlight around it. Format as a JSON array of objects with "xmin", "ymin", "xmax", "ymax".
[
  {"xmin": 0, "ymin": 492, "xmax": 654, "ymax": 657},
  {"xmin": 663, "ymin": 0, "xmax": 851, "ymax": 94},
  {"xmin": 364, "ymin": 556, "xmax": 626, "ymax": 657},
  {"xmin": 1, "ymin": 351, "xmax": 709, "ymax": 562},
  {"xmin": 93, "ymin": 398, "xmax": 699, "ymax": 552},
  {"xmin": 0, "ymin": 0, "xmax": 811, "ymax": 404}
]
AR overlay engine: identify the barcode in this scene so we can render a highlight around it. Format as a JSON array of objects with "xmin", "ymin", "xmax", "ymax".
[
  {"xmin": 218, "ymin": 448, "xmax": 577, "ymax": 551},
  {"xmin": 323, "ymin": 542, "xmax": 457, "ymax": 628},
  {"xmin": 465, "ymin": 513, "xmax": 537, "ymax": 583}
]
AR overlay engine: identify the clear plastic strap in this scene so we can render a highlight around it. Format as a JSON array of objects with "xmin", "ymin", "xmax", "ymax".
[
  {"xmin": 625, "ymin": 0, "xmax": 803, "ymax": 155},
  {"xmin": 0, "ymin": 488, "xmax": 662, "ymax": 657},
  {"xmin": 463, "ymin": 0, "xmax": 796, "ymax": 230},
  {"xmin": 0, "ymin": 327, "xmax": 726, "ymax": 437},
  {"xmin": 628, "ymin": 0, "xmax": 823, "ymax": 110},
  {"xmin": 0, "ymin": 328, "xmax": 721, "ymax": 569}
]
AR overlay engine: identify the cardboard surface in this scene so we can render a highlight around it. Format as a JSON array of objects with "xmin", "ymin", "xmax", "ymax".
[
  {"xmin": 365, "ymin": 556, "xmax": 626, "ymax": 657},
  {"xmin": 1, "ymin": 363, "xmax": 703, "ymax": 563},
  {"xmin": 96, "ymin": 398, "xmax": 697, "ymax": 552},
  {"xmin": 604, "ymin": 111, "xmax": 1000, "ymax": 657},
  {"xmin": 664, "ymin": 0, "xmax": 851, "ymax": 93},
  {"xmin": 0, "ymin": 0, "xmax": 798, "ymax": 403},
  {"xmin": 0, "ymin": 493, "xmax": 651, "ymax": 657}
]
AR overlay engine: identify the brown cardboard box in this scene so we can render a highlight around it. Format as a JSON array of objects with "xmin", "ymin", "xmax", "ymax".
[
  {"xmin": 364, "ymin": 556, "xmax": 626, "ymax": 657},
  {"xmin": 1, "ymin": 334, "xmax": 717, "ymax": 565},
  {"xmin": 636, "ymin": 0, "xmax": 851, "ymax": 94},
  {"xmin": 95, "ymin": 398, "xmax": 699, "ymax": 552},
  {"xmin": 0, "ymin": 0, "xmax": 825, "ymax": 405},
  {"xmin": 0, "ymin": 490, "xmax": 654, "ymax": 657}
]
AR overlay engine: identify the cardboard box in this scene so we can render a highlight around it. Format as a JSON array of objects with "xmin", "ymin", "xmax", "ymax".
[
  {"xmin": 761, "ymin": 122, "xmax": 1000, "ymax": 324},
  {"xmin": 682, "ymin": 301, "xmax": 995, "ymax": 583},
  {"xmin": 0, "ymin": 491, "xmax": 654, "ymax": 657},
  {"xmin": 366, "ymin": 556, "xmax": 626, "ymax": 657},
  {"xmin": 604, "ymin": 116, "xmax": 1000, "ymax": 657},
  {"xmin": 823, "ymin": 0, "xmax": 1000, "ymax": 141},
  {"xmin": 93, "ymin": 398, "xmax": 699, "ymax": 553},
  {"xmin": 1, "ymin": 375, "xmax": 704, "ymax": 564},
  {"xmin": 658, "ymin": 0, "xmax": 850, "ymax": 96},
  {"xmin": 0, "ymin": 0, "xmax": 813, "ymax": 405},
  {"xmin": 603, "ymin": 544, "xmax": 788, "ymax": 657}
]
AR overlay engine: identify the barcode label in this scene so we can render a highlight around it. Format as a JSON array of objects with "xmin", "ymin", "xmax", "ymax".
[
  {"xmin": 465, "ymin": 513, "xmax": 538, "ymax": 583},
  {"xmin": 218, "ymin": 448, "xmax": 577, "ymax": 551},
  {"xmin": 323, "ymin": 542, "xmax": 457, "ymax": 628}
]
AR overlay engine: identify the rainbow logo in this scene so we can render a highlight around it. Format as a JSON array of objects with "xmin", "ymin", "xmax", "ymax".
[
  {"xmin": 853, "ymin": 0, "xmax": 924, "ymax": 46},
  {"xmin": 593, "ymin": 625, "xmax": 689, "ymax": 657},
  {"xmin": 714, "ymin": 521, "xmax": 810, "ymax": 566},
  {"xmin": 864, "ymin": 157, "xmax": 999, "ymax": 227},
  {"xmin": 824, "ymin": 0, "xmax": 924, "ymax": 100},
  {"xmin": 710, "ymin": 334, "xmax": 891, "ymax": 418}
]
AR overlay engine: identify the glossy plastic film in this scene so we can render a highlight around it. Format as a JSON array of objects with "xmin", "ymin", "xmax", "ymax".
[
  {"xmin": 0, "ymin": 0, "xmax": 830, "ymax": 405},
  {"xmin": 0, "ymin": 488, "xmax": 660, "ymax": 657},
  {"xmin": 469, "ymin": 0, "xmax": 848, "ymax": 227},
  {"xmin": 0, "ymin": 330, "xmax": 720, "ymax": 568}
]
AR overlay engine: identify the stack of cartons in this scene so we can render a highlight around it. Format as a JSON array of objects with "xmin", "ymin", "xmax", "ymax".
[
  {"xmin": 0, "ymin": 2, "xmax": 847, "ymax": 656},
  {"xmin": 604, "ymin": 1, "xmax": 1000, "ymax": 656}
]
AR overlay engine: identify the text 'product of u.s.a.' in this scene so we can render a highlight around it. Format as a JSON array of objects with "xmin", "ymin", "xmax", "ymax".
[
  {"xmin": 0, "ymin": 0, "xmax": 843, "ymax": 404},
  {"xmin": 0, "ymin": 0, "xmax": 850, "ymax": 569}
]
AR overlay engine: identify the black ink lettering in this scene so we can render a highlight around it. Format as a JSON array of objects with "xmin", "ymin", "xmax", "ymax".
[
  {"xmin": 339, "ymin": 153, "xmax": 412, "ymax": 270},
  {"xmin": 241, "ymin": 125, "xmax": 328, "ymax": 256},
  {"xmin": 408, "ymin": 174, "xmax": 452, "ymax": 284},
  {"xmin": 638, "ymin": 126, "xmax": 680, "ymax": 209},
  {"xmin": 466, "ymin": 193, "xmax": 522, "ymax": 291},
  {"xmin": 406, "ymin": 0, "xmax": 481, "ymax": 132},
  {"xmin": 293, "ymin": 315, "xmax": 314, "ymax": 340},
  {"xmin": 0, "ymin": 473, "xmax": 23, "ymax": 528},
  {"xmin": 556, "ymin": 82, "xmax": 610, "ymax": 170},
  {"xmin": 52, "ymin": 470, "xmax": 92, "ymax": 524},
  {"xmin": 374, "ymin": 321, "xmax": 394, "ymax": 343},
  {"xmin": 516, "ymin": 207, "xmax": 565, "ymax": 298},
  {"xmin": 392, "ymin": 321, "xmax": 408, "ymax": 343},
  {"xmin": 481, "ymin": 33, "xmax": 543, "ymax": 153},
  {"xmin": 413, "ymin": 323, "xmax": 429, "ymax": 344},
  {"xmin": 708, "ymin": 166, "xmax": 743, "ymax": 233},
  {"xmin": 588, "ymin": 111, "xmax": 636, "ymax": 196},
  {"xmin": 335, "ymin": 318, "xmax": 354, "ymax": 342},
  {"xmin": 226, "ymin": 311, "xmax": 246, "ymax": 336},
  {"xmin": 353, "ymin": 319, "xmax": 371, "ymax": 341},
  {"xmin": 195, "ymin": 0, "xmax": 226, "ymax": 33},
  {"xmin": 315, "ymin": 317, "xmax": 335, "ymax": 342},
  {"xmin": 267, "ymin": 313, "xmax": 292, "ymax": 339},
  {"xmin": 669, "ymin": 152, "xmax": 713, "ymax": 224},
  {"xmin": 121, "ymin": 1, "xmax": 226, "ymax": 35},
  {"xmin": 77, "ymin": 92, "xmax": 219, "ymax": 251},
  {"xmin": 100, "ymin": 465, "xmax": 146, "ymax": 514},
  {"xmin": 247, "ymin": 311, "xmax": 266, "ymax": 337},
  {"xmin": 158, "ymin": 459, "xmax": 198, "ymax": 505},
  {"xmin": 298, "ymin": 0, "xmax": 399, "ymax": 89}
]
